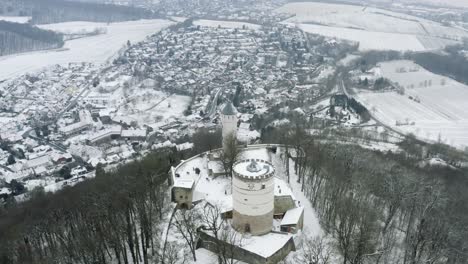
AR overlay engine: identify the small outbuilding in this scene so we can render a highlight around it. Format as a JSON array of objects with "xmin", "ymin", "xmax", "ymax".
[
  {"xmin": 280, "ymin": 207, "xmax": 304, "ymax": 234},
  {"xmin": 172, "ymin": 178, "xmax": 195, "ymax": 209}
]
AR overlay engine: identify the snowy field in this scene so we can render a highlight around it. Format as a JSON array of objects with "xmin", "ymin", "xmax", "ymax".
[
  {"xmin": 193, "ymin": 19, "xmax": 261, "ymax": 30},
  {"xmin": 0, "ymin": 19, "xmax": 174, "ymax": 80},
  {"xmin": 37, "ymin": 21, "xmax": 111, "ymax": 34},
  {"xmin": 277, "ymin": 2, "xmax": 466, "ymax": 51},
  {"xmin": 112, "ymin": 89, "xmax": 191, "ymax": 129},
  {"xmin": 295, "ymin": 23, "xmax": 426, "ymax": 51},
  {"xmin": 356, "ymin": 61, "xmax": 468, "ymax": 149},
  {"xmin": 0, "ymin": 16, "xmax": 31, "ymax": 23},
  {"xmin": 401, "ymin": 0, "xmax": 468, "ymax": 8}
]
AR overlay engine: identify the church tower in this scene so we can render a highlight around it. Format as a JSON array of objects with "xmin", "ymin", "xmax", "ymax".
[{"xmin": 221, "ymin": 101, "xmax": 238, "ymax": 150}]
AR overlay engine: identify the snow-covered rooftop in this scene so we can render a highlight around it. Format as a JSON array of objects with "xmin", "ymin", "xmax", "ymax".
[
  {"xmin": 202, "ymin": 227, "xmax": 293, "ymax": 258},
  {"xmin": 0, "ymin": 187, "xmax": 11, "ymax": 195},
  {"xmin": 121, "ymin": 129, "xmax": 146, "ymax": 138},
  {"xmin": 233, "ymin": 159, "xmax": 274, "ymax": 179},
  {"xmin": 173, "ymin": 178, "xmax": 194, "ymax": 189},
  {"xmin": 241, "ymin": 231, "xmax": 293, "ymax": 258},
  {"xmin": 280, "ymin": 207, "xmax": 304, "ymax": 226}
]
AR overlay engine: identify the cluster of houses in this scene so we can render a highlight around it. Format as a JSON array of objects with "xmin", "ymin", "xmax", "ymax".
[
  {"xmin": 158, "ymin": 0, "xmax": 292, "ymax": 24},
  {"xmin": 0, "ymin": 12, "xmax": 347, "ymax": 204}
]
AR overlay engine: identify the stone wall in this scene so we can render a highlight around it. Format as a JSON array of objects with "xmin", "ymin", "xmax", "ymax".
[
  {"xmin": 172, "ymin": 187, "xmax": 193, "ymax": 209},
  {"xmin": 232, "ymin": 209, "xmax": 273, "ymax": 236},
  {"xmin": 298, "ymin": 210, "xmax": 304, "ymax": 230},
  {"xmin": 274, "ymin": 195, "xmax": 296, "ymax": 215},
  {"xmin": 197, "ymin": 231, "xmax": 296, "ymax": 264},
  {"xmin": 266, "ymin": 232, "xmax": 296, "ymax": 264}
]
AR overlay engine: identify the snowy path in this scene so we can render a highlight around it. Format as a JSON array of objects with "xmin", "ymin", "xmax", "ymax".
[
  {"xmin": 287, "ymin": 160, "xmax": 323, "ymax": 237},
  {"xmin": 271, "ymin": 148, "xmax": 323, "ymax": 237}
]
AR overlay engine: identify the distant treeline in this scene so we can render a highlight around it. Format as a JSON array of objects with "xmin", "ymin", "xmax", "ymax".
[
  {"xmin": 0, "ymin": 20, "xmax": 64, "ymax": 56},
  {"xmin": 0, "ymin": 0, "xmax": 31, "ymax": 16},
  {"xmin": 30, "ymin": 0, "xmax": 157, "ymax": 24},
  {"xmin": 1, "ymin": 0, "xmax": 157, "ymax": 24},
  {"xmin": 354, "ymin": 48, "xmax": 468, "ymax": 86},
  {"xmin": 410, "ymin": 46, "xmax": 468, "ymax": 85}
]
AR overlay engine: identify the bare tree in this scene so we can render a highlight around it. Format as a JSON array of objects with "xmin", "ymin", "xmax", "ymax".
[
  {"xmin": 294, "ymin": 235, "xmax": 331, "ymax": 264},
  {"xmin": 192, "ymin": 128, "xmax": 222, "ymax": 154},
  {"xmin": 218, "ymin": 132, "xmax": 242, "ymax": 178},
  {"xmin": 172, "ymin": 208, "xmax": 201, "ymax": 262},
  {"xmin": 331, "ymin": 196, "xmax": 378, "ymax": 264},
  {"xmin": 201, "ymin": 203, "xmax": 242, "ymax": 264},
  {"xmin": 403, "ymin": 182, "xmax": 448, "ymax": 264},
  {"xmin": 156, "ymin": 241, "xmax": 187, "ymax": 264}
]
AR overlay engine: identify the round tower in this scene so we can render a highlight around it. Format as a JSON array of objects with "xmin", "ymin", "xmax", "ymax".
[
  {"xmin": 232, "ymin": 159, "xmax": 275, "ymax": 235},
  {"xmin": 221, "ymin": 102, "xmax": 238, "ymax": 149}
]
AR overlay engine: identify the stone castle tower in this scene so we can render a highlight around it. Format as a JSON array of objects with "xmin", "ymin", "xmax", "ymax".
[
  {"xmin": 232, "ymin": 159, "xmax": 275, "ymax": 235},
  {"xmin": 221, "ymin": 101, "xmax": 238, "ymax": 150}
]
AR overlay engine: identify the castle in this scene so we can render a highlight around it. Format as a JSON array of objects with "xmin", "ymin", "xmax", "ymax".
[{"xmin": 169, "ymin": 102, "xmax": 304, "ymax": 264}]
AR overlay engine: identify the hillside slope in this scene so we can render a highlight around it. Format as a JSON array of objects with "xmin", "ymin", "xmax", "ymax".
[{"xmin": 0, "ymin": 21, "xmax": 63, "ymax": 56}]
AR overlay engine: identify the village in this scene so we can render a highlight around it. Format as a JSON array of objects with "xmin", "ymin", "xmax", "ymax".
[{"xmin": 0, "ymin": 15, "xmax": 363, "ymax": 202}]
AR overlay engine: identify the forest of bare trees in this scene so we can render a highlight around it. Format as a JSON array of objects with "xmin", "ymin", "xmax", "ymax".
[
  {"xmin": 30, "ymin": 0, "xmax": 157, "ymax": 24},
  {"xmin": 0, "ymin": 148, "xmax": 178, "ymax": 264},
  {"xmin": 0, "ymin": 21, "xmax": 63, "ymax": 56},
  {"xmin": 270, "ymin": 125, "xmax": 468, "ymax": 264}
]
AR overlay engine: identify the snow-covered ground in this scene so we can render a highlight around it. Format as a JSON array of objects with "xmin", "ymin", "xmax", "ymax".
[
  {"xmin": 0, "ymin": 16, "xmax": 31, "ymax": 23},
  {"xmin": 192, "ymin": 248, "xmax": 246, "ymax": 264},
  {"xmin": 355, "ymin": 60, "xmax": 468, "ymax": 150},
  {"xmin": 37, "ymin": 21, "xmax": 110, "ymax": 34},
  {"xmin": 400, "ymin": 0, "xmax": 468, "ymax": 8},
  {"xmin": 193, "ymin": 19, "xmax": 261, "ymax": 30},
  {"xmin": 277, "ymin": 2, "xmax": 466, "ymax": 51},
  {"xmin": 295, "ymin": 23, "xmax": 426, "ymax": 51},
  {"xmin": 0, "ymin": 19, "xmax": 174, "ymax": 80},
  {"xmin": 112, "ymin": 90, "xmax": 191, "ymax": 129}
]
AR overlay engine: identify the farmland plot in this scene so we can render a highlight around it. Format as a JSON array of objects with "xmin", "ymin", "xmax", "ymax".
[
  {"xmin": 277, "ymin": 2, "xmax": 468, "ymax": 51},
  {"xmin": 356, "ymin": 61, "xmax": 468, "ymax": 149},
  {"xmin": 294, "ymin": 23, "xmax": 426, "ymax": 51}
]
